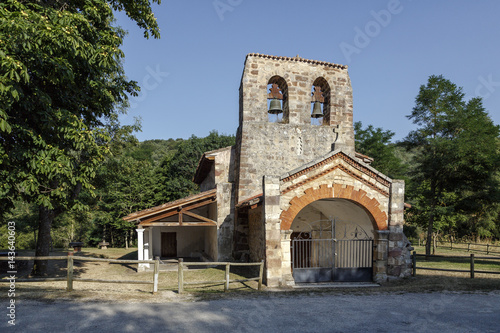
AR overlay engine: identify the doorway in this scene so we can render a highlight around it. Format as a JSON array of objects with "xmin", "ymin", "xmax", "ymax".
[{"xmin": 161, "ymin": 232, "xmax": 177, "ymax": 257}]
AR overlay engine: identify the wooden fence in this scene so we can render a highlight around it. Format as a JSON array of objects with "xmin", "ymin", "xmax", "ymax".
[
  {"xmin": 409, "ymin": 238, "xmax": 500, "ymax": 255},
  {"xmin": 177, "ymin": 258, "xmax": 264, "ymax": 294},
  {"xmin": 412, "ymin": 251, "xmax": 500, "ymax": 278},
  {"xmin": 0, "ymin": 254, "xmax": 159, "ymax": 294}
]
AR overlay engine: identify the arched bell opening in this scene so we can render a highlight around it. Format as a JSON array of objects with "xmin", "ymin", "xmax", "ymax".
[
  {"xmin": 267, "ymin": 76, "xmax": 289, "ymax": 123},
  {"xmin": 289, "ymin": 198, "xmax": 375, "ymax": 283},
  {"xmin": 310, "ymin": 77, "xmax": 331, "ymax": 126}
]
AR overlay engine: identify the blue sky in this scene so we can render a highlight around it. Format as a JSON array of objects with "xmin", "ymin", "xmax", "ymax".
[{"xmin": 115, "ymin": 0, "xmax": 500, "ymax": 142}]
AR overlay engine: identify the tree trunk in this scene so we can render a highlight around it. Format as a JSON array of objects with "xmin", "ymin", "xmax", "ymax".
[
  {"xmin": 425, "ymin": 213, "xmax": 434, "ymax": 257},
  {"xmin": 32, "ymin": 206, "xmax": 55, "ymax": 276},
  {"xmin": 425, "ymin": 182, "xmax": 437, "ymax": 257}
]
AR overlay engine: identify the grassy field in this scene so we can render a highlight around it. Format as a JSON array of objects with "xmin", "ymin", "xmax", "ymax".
[
  {"xmin": 1, "ymin": 246, "xmax": 499, "ymax": 303},
  {"xmin": 412, "ymin": 245, "xmax": 500, "ymax": 274}
]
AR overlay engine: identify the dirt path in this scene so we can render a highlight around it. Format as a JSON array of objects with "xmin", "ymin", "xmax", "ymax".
[{"xmin": 2, "ymin": 292, "xmax": 500, "ymax": 332}]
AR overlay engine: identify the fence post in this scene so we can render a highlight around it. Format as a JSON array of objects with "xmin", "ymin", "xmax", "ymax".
[
  {"xmin": 178, "ymin": 258, "xmax": 184, "ymax": 294},
  {"xmin": 412, "ymin": 251, "xmax": 417, "ymax": 277},
  {"xmin": 470, "ymin": 254, "xmax": 475, "ymax": 279},
  {"xmin": 487, "ymin": 244, "xmax": 489, "ymax": 255},
  {"xmin": 258, "ymin": 260, "xmax": 264, "ymax": 291},
  {"xmin": 450, "ymin": 239, "xmax": 453, "ymax": 250},
  {"xmin": 66, "ymin": 252, "xmax": 74, "ymax": 291},
  {"xmin": 224, "ymin": 263, "xmax": 230, "ymax": 292},
  {"xmin": 153, "ymin": 259, "xmax": 159, "ymax": 294}
]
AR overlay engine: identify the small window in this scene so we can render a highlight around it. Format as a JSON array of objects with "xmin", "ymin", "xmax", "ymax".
[
  {"xmin": 311, "ymin": 77, "xmax": 331, "ymax": 126},
  {"xmin": 267, "ymin": 76, "xmax": 288, "ymax": 123},
  {"xmin": 311, "ymin": 86, "xmax": 325, "ymax": 126}
]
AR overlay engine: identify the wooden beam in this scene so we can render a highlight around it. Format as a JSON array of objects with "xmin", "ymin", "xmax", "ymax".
[
  {"xmin": 181, "ymin": 197, "xmax": 216, "ymax": 211},
  {"xmin": 139, "ymin": 222, "xmax": 217, "ymax": 227},
  {"xmin": 183, "ymin": 211, "xmax": 217, "ymax": 225},
  {"xmin": 141, "ymin": 210, "xmax": 179, "ymax": 224},
  {"xmin": 138, "ymin": 197, "xmax": 216, "ymax": 224}
]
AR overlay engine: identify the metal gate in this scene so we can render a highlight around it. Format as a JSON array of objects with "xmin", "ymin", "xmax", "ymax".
[{"xmin": 291, "ymin": 219, "xmax": 373, "ymax": 283}]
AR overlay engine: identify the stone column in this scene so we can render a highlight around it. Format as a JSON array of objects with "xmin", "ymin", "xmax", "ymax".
[
  {"xmin": 143, "ymin": 243, "xmax": 150, "ymax": 269},
  {"xmin": 136, "ymin": 228, "xmax": 145, "ymax": 271},
  {"xmin": 263, "ymin": 175, "xmax": 282, "ymax": 287},
  {"xmin": 388, "ymin": 180, "xmax": 411, "ymax": 278},
  {"xmin": 373, "ymin": 230, "xmax": 389, "ymax": 283},
  {"xmin": 148, "ymin": 227, "xmax": 153, "ymax": 260},
  {"xmin": 280, "ymin": 229, "xmax": 295, "ymax": 287}
]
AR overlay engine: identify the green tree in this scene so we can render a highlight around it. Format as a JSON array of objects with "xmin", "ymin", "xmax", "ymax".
[
  {"xmin": 155, "ymin": 131, "xmax": 235, "ymax": 203},
  {"xmin": 354, "ymin": 121, "xmax": 406, "ymax": 178},
  {"xmin": 403, "ymin": 75, "xmax": 500, "ymax": 255},
  {"xmin": 0, "ymin": 0, "xmax": 160, "ymax": 275}
]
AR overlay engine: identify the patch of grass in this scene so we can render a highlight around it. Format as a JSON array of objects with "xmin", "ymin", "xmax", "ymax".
[{"xmin": 0, "ymin": 249, "xmax": 262, "ymax": 302}]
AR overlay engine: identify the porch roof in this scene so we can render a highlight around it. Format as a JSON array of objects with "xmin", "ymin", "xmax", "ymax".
[{"xmin": 122, "ymin": 189, "xmax": 217, "ymax": 226}]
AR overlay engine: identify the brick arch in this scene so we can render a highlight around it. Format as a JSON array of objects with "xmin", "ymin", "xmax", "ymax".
[{"xmin": 280, "ymin": 184, "xmax": 388, "ymax": 231}]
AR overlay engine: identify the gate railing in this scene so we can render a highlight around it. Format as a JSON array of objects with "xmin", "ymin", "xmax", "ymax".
[
  {"xmin": 292, "ymin": 239, "xmax": 373, "ymax": 269},
  {"xmin": 336, "ymin": 240, "xmax": 373, "ymax": 268}
]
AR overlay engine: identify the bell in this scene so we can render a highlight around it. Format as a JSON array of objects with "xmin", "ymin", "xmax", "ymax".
[
  {"xmin": 311, "ymin": 101, "xmax": 323, "ymax": 118},
  {"xmin": 268, "ymin": 98, "xmax": 283, "ymax": 114}
]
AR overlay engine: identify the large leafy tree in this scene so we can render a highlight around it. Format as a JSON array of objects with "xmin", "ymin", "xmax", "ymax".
[
  {"xmin": 354, "ymin": 121, "xmax": 406, "ymax": 179},
  {"xmin": 0, "ymin": 0, "xmax": 160, "ymax": 275},
  {"xmin": 403, "ymin": 75, "xmax": 500, "ymax": 255}
]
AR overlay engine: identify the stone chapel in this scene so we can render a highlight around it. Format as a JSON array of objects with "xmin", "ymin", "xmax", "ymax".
[{"xmin": 123, "ymin": 53, "xmax": 413, "ymax": 287}]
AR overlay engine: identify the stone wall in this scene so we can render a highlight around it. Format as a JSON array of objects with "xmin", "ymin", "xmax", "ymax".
[
  {"xmin": 248, "ymin": 206, "xmax": 264, "ymax": 263},
  {"xmin": 216, "ymin": 182, "xmax": 234, "ymax": 261},
  {"xmin": 263, "ymin": 175, "xmax": 283, "ymax": 286},
  {"xmin": 235, "ymin": 54, "xmax": 354, "ymax": 203}
]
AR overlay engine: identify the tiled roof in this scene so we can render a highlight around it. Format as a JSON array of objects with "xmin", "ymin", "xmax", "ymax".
[
  {"xmin": 246, "ymin": 53, "xmax": 347, "ymax": 69},
  {"xmin": 122, "ymin": 189, "xmax": 217, "ymax": 222}
]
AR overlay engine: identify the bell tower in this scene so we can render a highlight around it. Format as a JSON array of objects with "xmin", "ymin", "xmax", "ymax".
[{"xmin": 235, "ymin": 53, "xmax": 355, "ymax": 203}]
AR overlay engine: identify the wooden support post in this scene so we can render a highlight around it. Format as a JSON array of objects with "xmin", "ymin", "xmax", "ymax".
[
  {"xmin": 412, "ymin": 251, "xmax": 417, "ymax": 277},
  {"xmin": 258, "ymin": 260, "xmax": 264, "ymax": 291},
  {"xmin": 178, "ymin": 258, "xmax": 184, "ymax": 294},
  {"xmin": 153, "ymin": 259, "xmax": 159, "ymax": 294},
  {"xmin": 470, "ymin": 254, "xmax": 475, "ymax": 279},
  {"xmin": 224, "ymin": 263, "xmax": 230, "ymax": 292},
  {"xmin": 487, "ymin": 244, "xmax": 489, "ymax": 255},
  {"xmin": 66, "ymin": 252, "xmax": 74, "ymax": 291}
]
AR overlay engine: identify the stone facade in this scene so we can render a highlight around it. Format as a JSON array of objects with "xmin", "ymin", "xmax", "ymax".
[{"xmin": 229, "ymin": 54, "xmax": 410, "ymax": 286}]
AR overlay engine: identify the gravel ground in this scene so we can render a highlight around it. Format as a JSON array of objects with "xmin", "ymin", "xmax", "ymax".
[{"xmin": 2, "ymin": 292, "xmax": 500, "ymax": 332}]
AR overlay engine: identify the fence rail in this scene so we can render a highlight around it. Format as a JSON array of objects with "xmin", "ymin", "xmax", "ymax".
[
  {"xmin": 411, "ymin": 251, "xmax": 500, "ymax": 278},
  {"xmin": 177, "ymin": 258, "xmax": 264, "ymax": 294},
  {"xmin": 0, "ymin": 254, "xmax": 159, "ymax": 294},
  {"xmin": 409, "ymin": 238, "xmax": 500, "ymax": 255},
  {"xmin": 1, "ymin": 255, "xmax": 265, "ymax": 295}
]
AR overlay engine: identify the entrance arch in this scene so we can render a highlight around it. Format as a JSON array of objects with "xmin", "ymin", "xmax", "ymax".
[{"xmin": 280, "ymin": 184, "xmax": 388, "ymax": 231}]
